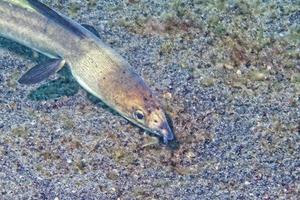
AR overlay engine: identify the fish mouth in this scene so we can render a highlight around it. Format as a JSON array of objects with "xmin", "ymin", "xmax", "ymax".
[
  {"xmin": 157, "ymin": 121, "xmax": 175, "ymax": 144},
  {"xmin": 122, "ymin": 115, "xmax": 175, "ymax": 144}
]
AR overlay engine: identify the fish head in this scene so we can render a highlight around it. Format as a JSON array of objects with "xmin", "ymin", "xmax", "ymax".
[
  {"xmin": 124, "ymin": 95, "xmax": 175, "ymax": 144},
  {"xmin": 95, "ymin": 56, "xmax": 175, "ymax": 143},
  {"xmin": 106, "ymin": 70, "xmax": 175, "ymax": 144}
]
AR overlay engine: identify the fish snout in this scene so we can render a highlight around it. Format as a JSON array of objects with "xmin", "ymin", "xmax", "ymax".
[{"xmin": 159, "ymin": 122, "xmax": 175, "ymax": 144}]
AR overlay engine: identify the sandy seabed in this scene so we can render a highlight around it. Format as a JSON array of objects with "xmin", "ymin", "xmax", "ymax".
[{"xmin": 0, "ymin": 0, "xmax": 299, "ymax": 199}]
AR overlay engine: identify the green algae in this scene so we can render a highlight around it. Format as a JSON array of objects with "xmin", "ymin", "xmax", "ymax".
[
  {"xmin": 61, "ymin": 115, "xmax": 75, "ymax": 130},
  {"xmin": 7, "ymin": 70, "xmax": 20, "ymax": 90},
  {"xmin": 160, "ymin": 40, "xmax": 174, "ymax": 55},
  {"xmin": 75, "ymin": 159, "xmax": 87, "ymax": 174},
  {"xmin": 68, "ymin": 2, "xmax": 81, "ymax": 17},
  {"xmin": 249, "ymin": 70, "xmax": 267, "ymax": 81},
  {"xmin": 87, "ymin": 0, "xmax": 97, "ymax": 8},
  {"xmin": 201, "ymin": 77, "xmax": 215, "ymax": 87},
  {"xmin": 28, "ymin": 67, "xmax": 79, "ymax": 101},
  {"xmin": 11, "ymin": 125, "xmax": 28, "ymax": 137},
  {"xmin": 291, "ymin": 73, "xmax": 300, "ymax": 83}
]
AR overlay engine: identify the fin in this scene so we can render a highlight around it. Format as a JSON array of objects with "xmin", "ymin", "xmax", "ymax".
[
  {"xmin": 81, "ymin": 24, "xmax": 101, "ymax": 38},
  {"xmin": 18, "ymin": 59, "xmax": 65, "ymax": 84},
  {"xmin": 27, "ymin": 0, "xmax": 85, "ymax": 38}
]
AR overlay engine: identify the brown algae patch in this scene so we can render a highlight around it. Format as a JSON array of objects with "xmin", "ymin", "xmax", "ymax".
[
  {"xmin": 116, "ymin": 0, "xmax": 299, "ymax": 93},
  {"xmin": 117, "ymin": 1, "xmax": 201, "ymax": 35}
]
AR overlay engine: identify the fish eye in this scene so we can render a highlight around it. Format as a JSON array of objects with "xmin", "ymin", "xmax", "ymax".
[{"xmin": 134, "ymin": 110, "xmax": 145, "ymax": 121}]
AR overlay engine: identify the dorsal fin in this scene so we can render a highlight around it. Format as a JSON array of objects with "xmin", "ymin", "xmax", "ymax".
[
  {"xmin": 27, "ymin": 0, "xmax": 86, "ymax": 38},
  {"xmin": 81, "ymin": 24, "xmax": 101, "ymax": 38}
]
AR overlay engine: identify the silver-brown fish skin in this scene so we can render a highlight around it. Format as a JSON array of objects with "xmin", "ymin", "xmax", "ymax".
[{"xmin": 0, "ymin": 0, "xmax": 174, "ymax": 143}]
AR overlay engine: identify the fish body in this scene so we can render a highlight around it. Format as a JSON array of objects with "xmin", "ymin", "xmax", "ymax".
[{"xmin": 0, "ymin": 0, "xmax": 174, "ymax": 143}]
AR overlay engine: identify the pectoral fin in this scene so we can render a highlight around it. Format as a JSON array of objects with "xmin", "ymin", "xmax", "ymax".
[
  {"xmin": 18, "ymin": 59, "xmax": 65, "ymax": 84},
  {"xmin": 81, "ymin": 24, "xmax": 101, "ymax": 38}
]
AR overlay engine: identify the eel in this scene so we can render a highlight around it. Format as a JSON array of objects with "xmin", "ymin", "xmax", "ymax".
[{"xmin": 0, "ymin": 0, "xmax": 175, "ymax": 143}]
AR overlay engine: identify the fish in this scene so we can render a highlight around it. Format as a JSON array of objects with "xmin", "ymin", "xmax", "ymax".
[{"xmin": 0, "ymin": 0, "xmax": 175, "ymax": 143}]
